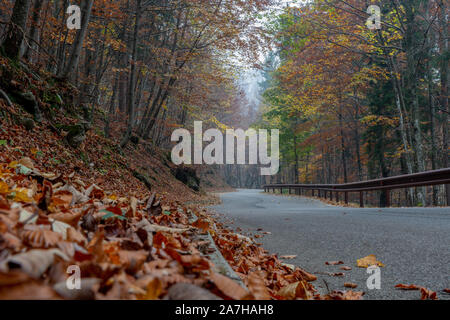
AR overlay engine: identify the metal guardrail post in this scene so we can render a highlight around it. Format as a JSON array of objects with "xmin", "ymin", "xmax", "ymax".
[
  {"xmin": 386, "ymin": 189, "xmax": 391, "ymax": 207},
  {"xmin": 359, "ymin": 191, "xmax": 364, "ymax": 208}
]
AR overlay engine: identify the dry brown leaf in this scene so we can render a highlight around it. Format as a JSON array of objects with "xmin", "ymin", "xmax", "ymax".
[
  {"xmin": 210, "ymin": 272, "xmax": 248, "ymax": 300},
  {"xmin": 50, "ymin": 190, "xmax": 73, "ymax": 210},
  {"xmin": 247, "ymin": 271, "xmax": 271, "ymax": 300},
  {"xmin": 344, "ymin": 282, "xmax": 358, "ymax": 289},
  {"xmin": 325, "ymin": 260, "xmax": 344, "ymax": 266},
  {"xmin": 48, "ymin": 211, "xmax": 83, "ymax": 227},
  {"xmin": 22, "ymin": 229, "xmax": 62, "ymax": 248},
  {"xmin": 395, "ymin": 283, "xmax": 421, "ymax": 290},
  {"xmin": 295, "ymin": 268, "xmax": 317, "ymax": 282},
  {"xmin": 277, "ymin": 281, "xmax": 313, "ymax": 300},
  {"xmin": 66, "ymin": 227, "xmax": 87, "ymax": 244},
  {"xmin": 19, "ymin": 157, "xmax": 34, "ymax": 170},
  {"xmin": 420, "ymin": 287, "xmax": 438, "ymax": 300},
  {"xmin": 0, "ymin": 249, "xmax": 69, "ymax": 278},
  {"xmin": 193, "ymin": 218, "xmax": 210, "ymax": 232},
  {"xmin": 280, "ymin": 255, "xmax": 297, "ymax": 260},
  {"xmin": 325, "ymin": 290, "xmax": 364, "ymax": 300},
  {"xmin": 118, "ymin": 250, "xmax": 148, "ymax": 273}
]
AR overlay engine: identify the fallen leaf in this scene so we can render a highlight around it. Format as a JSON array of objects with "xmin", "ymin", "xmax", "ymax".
[
  {"xmin": 193, "ymin": 218, "xmax": 210, "ymax": 232},
  {"xmin": 247, "ymin": 271, "xmax": 271, "ymax": 300},
  {"xmin": 210, "ymin": 272, "xmax": 248, "ymax": 300},
  {"xmin": 137, "ymin": 278, "xmax": 163, "ymax": 300},
  {"xmin": 395, "ymin": 283, "xmax": 421, "ymax": 291},
  {"xmin": 0, "ymin": 181, "xmax": 9, "ymax": 194},
  {"xmin": 277, "ymin": 281, "xmax": 313, "ymax": 300},
  {"xmin": 325, "ymin": 290, "xmax": 364, "ymax": 300},
  {"xmin": 0, "ymin": 249, "xmax": 69, "ymax": 278},
  {"xmin": 19, "ymin": 157, "xmax": 34, "ymax": 169},
  {"xmin": 280, "ymin": 255, "xmax": 297, "ymax": 260},
  {"xmin": 344, "ymin": 282, "xmax": 358, "ymax": 289},
  {"xmin": 48, "ymin": 211, "xmax": 83, "ymax": 227},
  {"xmin": 330, "ymin": 272, "xmax": 345, "ymax": 277},
  {"xmin": 13, "ymin": 188, "xmax": 34, "ymax": 203},
  {"xmin": 22, "ymin": 229, "xmax": 62, "ymax": 248},
  {"xmin": 420, "ymin": 287, "xmax": 438, "ymax": 300},
  {"xmin": 325, "ymin": 261, "xmax": 344, "ymax": 266}
]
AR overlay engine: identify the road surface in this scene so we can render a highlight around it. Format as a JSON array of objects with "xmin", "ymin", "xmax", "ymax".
[{"xmin": 211, "ymin": 189, "xmax": 450, "ymax": 300}]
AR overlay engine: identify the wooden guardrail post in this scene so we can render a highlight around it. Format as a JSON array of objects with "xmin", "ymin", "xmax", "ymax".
[{"xmin": 345, "ymin": 192, "xmax": 349, "ymax": 204}]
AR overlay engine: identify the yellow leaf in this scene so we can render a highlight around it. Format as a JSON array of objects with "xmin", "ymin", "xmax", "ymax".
[
  {"xmin": 0, "ymin": 181, "xmax": 9, "ymax": 194},
  {"xmin": 137, "ymin": 278, "xmax": 163, "ymax": 300},
  {"xmin": 108, "ymin": 194, "xmax": 118, "ymax": 201},
  {"xmin": 356, "ymin": 254, "xmax": 385, "ymax": 268},
  {"xmin": 13, "ymin": 188, "xmax": 34, "ymax": 203},
  {"xmin": 8, "ymin": 161, "xmax": 19, "ymax": 168}
]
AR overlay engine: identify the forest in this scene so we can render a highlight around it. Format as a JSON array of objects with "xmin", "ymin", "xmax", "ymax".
[
  {"xmin": 0, "ymin": 0, "xmax": 448, "ymax": 303},
  {"xmin": 257, "ymin": 0, "xmax": 449, "ymax": 207},
  {"xmin": 0, "ymin": 0, "xmax": 448, "ymax": 207}
]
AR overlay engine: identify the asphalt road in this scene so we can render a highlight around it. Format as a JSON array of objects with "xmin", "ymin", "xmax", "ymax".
[{"xmin": 211, "ymin": 189, "xmax": 450, "ymax": 300}]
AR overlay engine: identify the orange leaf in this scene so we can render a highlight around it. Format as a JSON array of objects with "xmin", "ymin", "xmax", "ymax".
[
  {"xmin": 395, "ymin": 284, "xmax": 421, "ymax": 291},
  {"xmin": 344, "ymin": 283, "xmax": 358, "ymax": 289}
]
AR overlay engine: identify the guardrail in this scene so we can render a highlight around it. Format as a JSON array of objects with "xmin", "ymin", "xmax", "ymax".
[{"xmin": 263, "ymin": 168, "xmax": 450, "ymax": 207}]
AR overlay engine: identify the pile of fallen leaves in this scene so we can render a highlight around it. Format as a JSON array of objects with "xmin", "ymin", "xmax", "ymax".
[
  {"xmin": 0, "ymin": 154, "xmax": 366, "ymax": 300},
  {"xmin": 0, "ymin": 156, "xmax": 214, "ymax": 299}
]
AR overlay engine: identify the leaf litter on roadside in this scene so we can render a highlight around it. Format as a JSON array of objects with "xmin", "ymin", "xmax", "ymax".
[{"xmin": 0, "ymin": 156, "xmax": 365, "ymax": 300}]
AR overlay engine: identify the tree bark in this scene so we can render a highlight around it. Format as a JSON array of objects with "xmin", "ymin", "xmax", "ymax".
[
  {"xmin": 1, "ymin": 0, "xmax": 32, "ymax": 60},
  {"xmin": 120, "ymin": 0, "xmax": 141, "ymax": 148},
  {"xmin": 59, "ymin": 0, "xmax": 94, "ymax": 80}
]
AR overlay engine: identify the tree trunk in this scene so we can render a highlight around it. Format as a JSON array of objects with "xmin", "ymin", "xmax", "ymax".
[
  {"xmin": 60, "ymin": 0, "xmax": 94, "ymax": 80},
  {"xmin": 120, "ymin": 0, "xmax": 141, "ymax": 148},
  {"xmin": 1, "ymin": 0, "xmax": 32, "ymax": 60},
  {"xmin": 23, "ymin": 0, "xmax": 45, "ymax": 62}
]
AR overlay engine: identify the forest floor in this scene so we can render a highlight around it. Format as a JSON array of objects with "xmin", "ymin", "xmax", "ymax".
[{"xmin": 0, "ymin": 56, "xmax": 365, "ymax": 300}]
